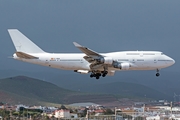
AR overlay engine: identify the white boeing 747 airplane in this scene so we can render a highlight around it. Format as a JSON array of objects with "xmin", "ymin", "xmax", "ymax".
[{"xmin": 8, "ymin": 29, "xmax": 175, "ymax": 79}]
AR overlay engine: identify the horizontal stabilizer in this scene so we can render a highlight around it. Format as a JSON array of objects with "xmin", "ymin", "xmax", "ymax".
[{"xmin": 15, "ymin": 52, "xmax": 39, "ymax": 59}]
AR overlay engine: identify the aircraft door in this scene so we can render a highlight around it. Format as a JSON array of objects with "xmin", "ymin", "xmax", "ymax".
[
  {"xmin": 131, "ymin": 58, "xmax": 136, "ymax": 63},
  {"xmin": 154, "ymin": 59, "xmax": 157, "ymax": 63}
]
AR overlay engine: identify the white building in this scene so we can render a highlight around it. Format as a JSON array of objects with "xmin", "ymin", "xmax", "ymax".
[
  {"xmin": 170, "ymin": 115, "xmax": 180, "ymax": 120},
  {"xmin": 54, "ymin": 109, "xmax": 70, "ymax": 118},
  {"xmin": 146, "ymin": 115, "xmax": 160, "ymax": 120},
  {"xmin": 16, "ymin": 104, "xmax": 29, "ymax": 111}
]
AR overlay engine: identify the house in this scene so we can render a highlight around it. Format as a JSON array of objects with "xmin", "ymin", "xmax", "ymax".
[
  {"xmin": 54, "ymin": 109, "xmax": 70, "ymax": 118},
  {"xmin": 94, "ymin": 109, "xmax": 104, "ymax": 114}
]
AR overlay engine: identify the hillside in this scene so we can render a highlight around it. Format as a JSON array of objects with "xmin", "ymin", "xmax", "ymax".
[
  {"xmin": 0, "ymin": 69, "xmax": 178, "ymax": 101},
  {"xmin": 0, "ymin": 75, "xmax": 170, "ymax": 106},
  {"xmin": 46, "ymin": 71, "xmax": 176, "ymax": 100},
  {"xmin": 82, "ymin": 82, "xmax": 170, "ymax": 99},
  {"xmin": 0, "ymin": 76, "xmax": 73, "ymax": 104},
  {"xmin": 0, "ymin": 89, "xmax": 48, "ymax": 105},
  {"xmin": 0, "ymin": 76, "xmax": 119, "ymax": 105}
]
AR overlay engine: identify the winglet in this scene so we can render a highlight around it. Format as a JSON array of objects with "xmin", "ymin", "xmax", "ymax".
[
  {"xmin": 73, "ymin": 42, "xmax": 102, "ymax": 57},
  {"xmin": 73, "ymin": 42, "xmax": 82, "ymax": 47}
]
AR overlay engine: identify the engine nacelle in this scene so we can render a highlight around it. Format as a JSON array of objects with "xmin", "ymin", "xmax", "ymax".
[
  {"xmin": 74, "ymin": 70, "xmax": 89, "ymax": 74},
  {"xmin": 114, "ymin": 62, "xmax": 130, "ymax": 70},
  {"xmin": 98, "ymin": 57, "xmax": 113, "ymax": 65}
]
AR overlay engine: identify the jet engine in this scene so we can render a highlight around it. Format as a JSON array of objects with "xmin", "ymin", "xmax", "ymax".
[
  {"xmin": 98, "ymin": 57, "xmax": 113, "ymax": 65},
  {"xmin": 114, "ymin": 62, "xmax": 130, "ymax": 70}
]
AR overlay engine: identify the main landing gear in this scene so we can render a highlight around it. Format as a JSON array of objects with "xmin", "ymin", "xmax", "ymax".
[
  {"xmin": 156, "ymin": 69, "xmax": 160, "ymax": 77},
  {"xmin": 90, "ymin": 71, "xmax": 108, "ymax": 79}
]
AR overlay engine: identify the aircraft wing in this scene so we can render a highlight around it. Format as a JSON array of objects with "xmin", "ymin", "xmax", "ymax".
[
  {"xmin": 73, "ymin": 42, "xmax": 107, "ymax": 70},
  {"xmin": 73, "ymin": 42, "xmax": 103, "ymax": 57}
]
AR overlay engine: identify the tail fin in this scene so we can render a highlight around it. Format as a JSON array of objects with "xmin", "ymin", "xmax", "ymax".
[{"xmin": 8, "ymin": 29, "xmax": 45, "ymax": 53}]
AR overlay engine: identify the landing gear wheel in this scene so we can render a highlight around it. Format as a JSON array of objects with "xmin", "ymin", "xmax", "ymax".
[
  {"xmin": 156, "ymin": 73, "xmax": 160, "ymax": 77},
  {"xmin": 90, "ymin": 74, "xmax": 94, "ymax": 78},
  {"xmin": 90, "ymin": 72, "xmax": 102, "ymax": 79},
  {"xmin": 102, "ymin": 74, "xmax": 106, "ymax": 77},
  {"xmin": 98, "ymin": 73, "xmax": 101, "ymax": 76},
  {"xmin": 96, "ymin": 76, "xmax": 100, "ymax": 79},
  {"xmin": 102, "ymin": 71, "xmax": 108, "ymax": 77}
]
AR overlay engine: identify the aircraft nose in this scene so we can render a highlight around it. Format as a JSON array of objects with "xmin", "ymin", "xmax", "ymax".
[
  {"xmin": 168, "ymin": 57, "xmax": 175, "ymax": 66},
  {"xmin": 172, "ymin": 58, "xmax": 175, "ymax": 65}
]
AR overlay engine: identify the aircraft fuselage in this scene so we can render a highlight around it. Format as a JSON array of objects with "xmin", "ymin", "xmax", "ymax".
[{"xmin": 13, "ymin": 51, "xmax": 174, "ymax": 71}]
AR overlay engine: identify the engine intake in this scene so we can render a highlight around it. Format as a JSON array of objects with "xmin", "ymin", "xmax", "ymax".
[
  {"xmin": 114, "ymin": 62, "xmax": 130, "ymax": 70},
  {"xmin": 97, "ymin": 57, "xmax": 113, "ymax": 65}
]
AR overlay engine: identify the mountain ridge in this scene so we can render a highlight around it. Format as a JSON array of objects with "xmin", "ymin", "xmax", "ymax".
[{"xmin": 0, "ymin": 75, "xmax": 170, "ymax": 106}]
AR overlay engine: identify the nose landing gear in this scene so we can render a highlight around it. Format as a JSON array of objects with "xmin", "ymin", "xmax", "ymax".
[
  {"xmin": 156, "ymin": 73, "xmax": 160, "ymax": 77},
  {"xmin": 156, "ymin": 69, "xmax": 160, "ymax": 77}
]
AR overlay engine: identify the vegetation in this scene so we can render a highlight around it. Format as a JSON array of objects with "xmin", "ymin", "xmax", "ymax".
[
  {"xmin": 0, "ymin": 109, "xmax": 10, "ymax": 119},
  {"xmin": 135, "ymin": 116, "xmax": 144, "ymax": 120},
  {"xmin": 104, "ymin": 108, "xmax": 114, "ymax": 115},
  {"xmin": 0, "ymin": 108, "xmax": 44, "ymax": 120}
]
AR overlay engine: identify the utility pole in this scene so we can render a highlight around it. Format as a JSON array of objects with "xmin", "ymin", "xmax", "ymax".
[
  {"xmin": 10, "ymin": 110, "xmax": 11, "ymax": 120},
  {"xmin": 143, "ymin": 104, "xmax": 145, "ymax": 120},
  {"xmin": 115, "ymin": 107, "xmax": 117, "ymax": 120},
  {"xmin": 171, "ymin": 101, "xmax": 173, "ymax": 120},
  {"xmin": 27, "ymin": 109, "xmax": 28, "ymax": 120},
  {"xmin": 23, "ymin": 108, "xmax": 24, "ymax": 120},
  {"xmin": 86, "ymin": 110, "xmax": 89, "ymax": 120}
]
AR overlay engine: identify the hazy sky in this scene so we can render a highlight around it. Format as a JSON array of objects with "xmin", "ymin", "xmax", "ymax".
[{"xmin": 0, "ymin": 0, "xmax": 179, "ymax": 73}]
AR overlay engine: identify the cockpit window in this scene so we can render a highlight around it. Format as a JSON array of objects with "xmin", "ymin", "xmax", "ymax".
[{"xmin": 161, "ymin": 53, "xmax": 164, "ymax": 55}]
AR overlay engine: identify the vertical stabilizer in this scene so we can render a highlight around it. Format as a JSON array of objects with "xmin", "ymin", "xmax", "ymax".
[{"xmin": 8, "ymin": 29, "xmax": 45, "ymax": 53}]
